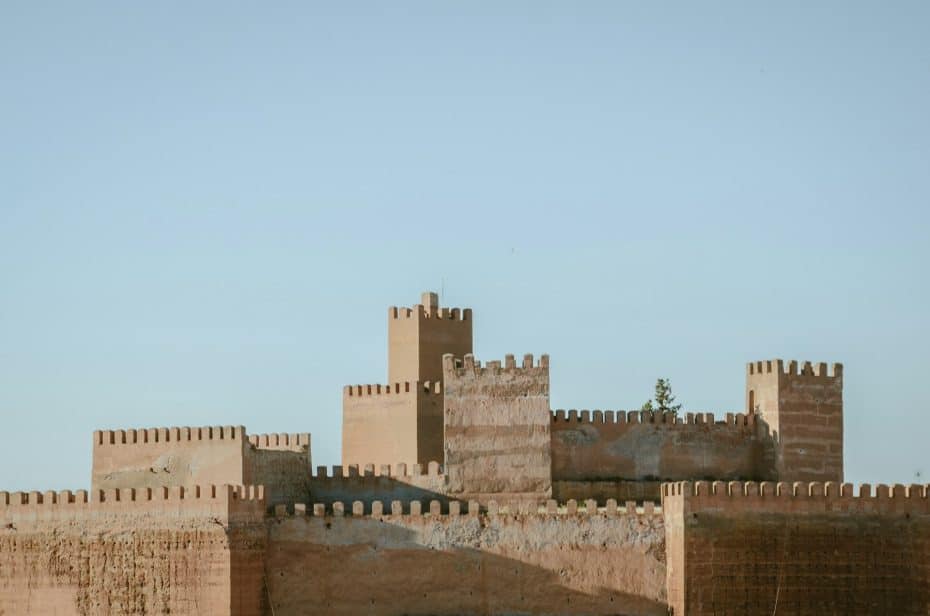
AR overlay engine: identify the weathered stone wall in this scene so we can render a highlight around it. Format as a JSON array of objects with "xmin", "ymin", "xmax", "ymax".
[
  {"xmin": 92, "ymin": 425, "xmax": 248, "ymax": 491},
  {"xmin": 264, "ymin": 502, "xmax": 668, "ymax": 616},
  {"xmin": 551, "ymin": 409, "xmax": 775, "ymax": 485},
  {"xmin": 746, "ymin": 360, "xmax": 843, "ymax": 482},
  {"xmin": 0, "ymin": 486, "xmax": 267, "ymax": 616},
  {"xmin": 244, "ymin": 433, "xmax": 312, "ymax": 508},
  {"xmin": 662, "ymin": 481, "xmax": 930, "ymax": 616},
  {"xmin": 443, "ymin": 353, "xmax": 551, "ymax": 499}
]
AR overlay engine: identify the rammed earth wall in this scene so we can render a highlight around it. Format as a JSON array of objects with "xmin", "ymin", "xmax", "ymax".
[
  {"xmin": 263, "ymin": 501, "xmax": 668, "ymax": 616},
  {"xmin": 0, "ymin": 485, "xmax": 267, "ymax": 616},
  {"xmin": 661, "ymin": 481, "xmax": 930, "ymax": 616},
  {"xmin": 551, "ymin": 409, "xmax": 776, "ymax": 485}
]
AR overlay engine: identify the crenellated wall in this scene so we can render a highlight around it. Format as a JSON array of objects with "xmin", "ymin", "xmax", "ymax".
[
  {"xmin": 263, "ymin": 498, "xmax": 667, "ymax": 616},
  {"xmin": 244, "ymin": 432, "xmax": 312, "ymax": 508},
  {"xmin": 0, "ymin": 484, "xmax": 267, "ymax": 616},
  {"xmin": 551, "ymin": 409, "xmax": 776, "ymax": 492},
  {"xmin": 341, "ymin": 381, "xmax": 444, "ymax": 468},
  {"xmin": 443, "ymin": 353, "xmax": 552, "ymax": 499},
  {"xmin": 662, "ymin": 480, "xmax": 930, "ymax": 615},
  {"xmin": 92, "ymin": 425, "xmax": 249, "ymax": 491},
  {"xmin": 307, "ymin": 461, "xmax": 445, "ymax": 508},
  {"xmin": 92, "ymin": 425, "xmax": 311, "ymax": 508}
]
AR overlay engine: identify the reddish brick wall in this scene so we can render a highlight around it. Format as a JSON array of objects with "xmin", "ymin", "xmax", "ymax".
[
  {"xmin": 551, "ymin": 410, "xmax": 774, "ymax": 483},
  {"xmin": 746, "ymin": 360, "xmax": 843, "ymax": 482},
  {"xmin": 662, "ymin": 480, "xmax": 930, "ymax": 615}
]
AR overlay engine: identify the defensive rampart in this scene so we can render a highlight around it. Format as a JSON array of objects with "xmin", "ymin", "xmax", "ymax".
[
  {"xmin": 307, "ymin": 461, "xmax": 445, "ymax": 507},
  {"xmin": 92, "ymin": 425, "xmax": 249, "ymax": 490},
  {"xmin": 92, "ymin": 425, "xmax": 311, "ymax": 508},
  {"xmin": 264, "ymin": 498, "xmax": 667, "ymax": 616},
  {"xmin": 551, "ymin": 410, "xmax": 776, "ymax": 501},
  {"xmin": 662, "ymin": 480, "xmax": 930, "ymax": 615},
  {"xmin": 0, "ymin": 485, "xmax": 267, "ymax": 616}
]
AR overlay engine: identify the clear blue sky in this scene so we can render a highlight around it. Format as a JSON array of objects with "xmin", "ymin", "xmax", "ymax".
[{"xmin": 2, "ymin": 3, "xmax": 928, "ymax": 491}]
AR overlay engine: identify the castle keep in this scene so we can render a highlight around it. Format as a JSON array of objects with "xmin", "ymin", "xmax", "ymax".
[{"xmin": 2, "ymin": 292, "xmax": 928, "ymax": 615}]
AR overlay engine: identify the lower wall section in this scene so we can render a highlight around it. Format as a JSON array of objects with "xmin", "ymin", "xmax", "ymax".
[
  {"xmin": 0, "ymin": 521, "xmax": 240, "ymax": 615},
  {"xmin": 662, "ymin": 481, "xmax": 930, "ymax": 616},
  {"xmin": 265, "ymin": 510, "xmax": 668, "ymax": 616}
]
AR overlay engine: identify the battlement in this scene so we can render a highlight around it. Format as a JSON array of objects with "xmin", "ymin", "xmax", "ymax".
[
  {"xmin": 747, "ymin": 359, "xmax": 843, "ymax": 379},
  {"xmin": 271, "ymin": 497, "xmax": 662, "ymax": 518},
  {"xmin": 389, "ymin": 305, "xmax": 472, "ymax": 321},
  {"xmin": 551, "ymin": 409, "xmax": 756, "ymax": 427},
  {"xmin": 342, "ymin": 381, "xmax": 442, "ymax": 397},
  {"xmin": 0, "ymin": 484, "xmax": 267, "ymax": 525},
  {"xmin": 247, "ymin": 433, "xmax": 310, "ymax": 451},
  {"xmin": 94, "ymin": 425, "xmax": 246, "ymax": 446},
  {"xmin": 662, "ymin": 480, "xmax": 929, "ymax": 514},
  {"xmin": 442, "ymin": 352, "xmax": 549, "ymax": 377},
  {"xmin": 311, "ymin": 461, "xmax": 442, "ymax": 478}
]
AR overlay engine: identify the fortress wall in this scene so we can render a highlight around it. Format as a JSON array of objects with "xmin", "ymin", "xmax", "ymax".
[
  {"xmin": 662, "ymin": 481, "xmax": 930, "ymax": 616},
  {"xmin": 443, "ymin": 354, "xmax": 552, "ymax": 498},
  {"xmin": 342, "ymin": 382, "xmax": 442, "ymax": 468},
  {"xmin": 244, "ymin": 433, "xmax": 312, "ymax": 508},
  {"xmin": 92, "ymin": 425, "xmax": 248, "ymax": 491},
  {"xmin": 307, "ymin": 462, "xmax": 445, "ymax": 507},
  {"xmin": 551, "ymin": 410, "xmax": 774, "ymax": 484},
  {"xmin": 0, "ymin": 485, "xmax": 267, "ymax": 616},
  {"xmin": 553, "ymin": 479, "xmax": 664, "ymax": 503},
  {"xmin": 263, "ymin": 501, "xmax": 668, "ymax": 616}
]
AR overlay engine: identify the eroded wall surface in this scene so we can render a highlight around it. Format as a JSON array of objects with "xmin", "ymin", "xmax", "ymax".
[
  {"xmin": 264, "ymin": 506, "xmax": 668, "ymax": 616},
  {"xmin": 551, "ymin": 410, "xmax": 774, "ymax": 485},
  {"xmin": 662, "ymin": 481, "xmax": 930, "ymax": 616},
  {"xmin": 0, "ymin": 486, "xmax": 266, "ymax": 616},
  {"xmin": 443, "ymin": 354, "xmax": 551, "ymax": 499}
]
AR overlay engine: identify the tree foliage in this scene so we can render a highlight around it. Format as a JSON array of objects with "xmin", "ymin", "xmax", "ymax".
[{"xmin": 641, "ymin": 378, "xmax": 682, "ymax": 416}]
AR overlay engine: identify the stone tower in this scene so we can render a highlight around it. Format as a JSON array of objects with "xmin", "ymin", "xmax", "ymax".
[
  {"xmin": 746, "ymin": 359, "xmax": 843, "ymax": 482},
  {"xmin": 342, "ymin": 292, "xmax": 472, "ymax": 468},
  {"xmin": 388, "ymin": 291, "xmax": 473, "ymax": 383}
]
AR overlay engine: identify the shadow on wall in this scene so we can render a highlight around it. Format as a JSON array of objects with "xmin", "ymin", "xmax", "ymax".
[
  {"xmin": 263, "ymin": 515, "xmax": 669, "ymax": 616},
  {"xmin": 307, "ymin": 465, "xmax": 447, "ymax": 510}
]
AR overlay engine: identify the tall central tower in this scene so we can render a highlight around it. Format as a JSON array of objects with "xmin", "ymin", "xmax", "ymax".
[
  {"xmin": 388, "ymin": 291, "xmax": 473, "ymax": 383},
  {"xmin": 342, "ymin": 292, "xmax": 472, "ymax": 468}
]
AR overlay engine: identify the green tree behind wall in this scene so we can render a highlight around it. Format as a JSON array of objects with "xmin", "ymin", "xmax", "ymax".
[{"xmin": 641, "ymin": 378, "xmax": 682, "ymax": 416}]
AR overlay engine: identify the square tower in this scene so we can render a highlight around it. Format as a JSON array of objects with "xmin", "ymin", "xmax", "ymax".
[
  {"xmin": 746, "ymin": 359, "xmax": 843, "ymax": 482},
  {"xmin": 341, "ymin": 292, "xmax": 472, "ymax": 468},
  {"xmin": 443, "ymin": 353, "xmax": 551, "ymax": 499},
  {"xmin": 388, "ymin": 292, "xmax": 473, "ymax": 384}
]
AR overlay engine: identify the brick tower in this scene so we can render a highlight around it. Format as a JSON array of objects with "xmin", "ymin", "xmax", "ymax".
[
  {"xmin": 342, "ymin": 292, "xmax": 473, "ymax": 468},
  {"xmin": 745, "ymin": 359, "xmax": 843, "ymax": 482}
]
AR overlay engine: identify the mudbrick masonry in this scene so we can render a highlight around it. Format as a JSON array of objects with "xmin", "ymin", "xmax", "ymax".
[{"xmin": 1, "ymin": 291, "xmax": 926, "ymax": 615}]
